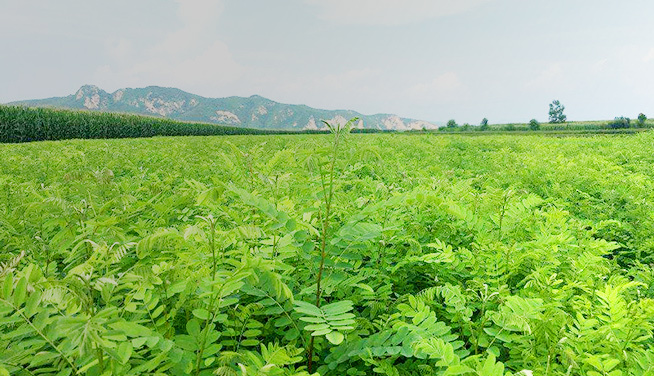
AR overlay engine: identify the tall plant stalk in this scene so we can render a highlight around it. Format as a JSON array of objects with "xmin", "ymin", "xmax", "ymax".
[{"xmin": 306, "ymin": 118, "xmax": 355, "ymax": 373}]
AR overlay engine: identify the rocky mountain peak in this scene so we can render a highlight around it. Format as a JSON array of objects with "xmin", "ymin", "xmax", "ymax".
[{"xmin": 12, "ymin": 85, "xmax": 440, "ymax": 131}]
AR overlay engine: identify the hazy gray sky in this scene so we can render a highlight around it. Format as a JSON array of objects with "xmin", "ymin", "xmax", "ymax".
[{"xmin": 2, "ymin": 0, "xmax": 654, "ymax": 123}]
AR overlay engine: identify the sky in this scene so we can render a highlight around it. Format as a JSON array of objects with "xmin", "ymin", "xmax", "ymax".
[{"xmin": 2, "ymin": 0, "xmax": 654, "ymax": 124}]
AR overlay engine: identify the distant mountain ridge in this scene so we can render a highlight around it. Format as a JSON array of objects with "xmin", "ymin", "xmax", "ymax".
[{"xmin": 9, "ymin": 85, "xmax": 439, "ymax": 131}]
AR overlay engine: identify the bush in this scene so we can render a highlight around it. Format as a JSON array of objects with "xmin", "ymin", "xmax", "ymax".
[
  {"xmin": 609, "ymin": 116, "xmax": 631, "ymax": 129},
  {"xmin": 446, "ymin": 119, "xmax": 458, "ymax": 128},
  {"xmin": 529, "ymin": 119, "xmax": 540, "ymax": 131},
  {"xmin": 638, "ymin": 113, "xmax": 647, "ymax": 127}
]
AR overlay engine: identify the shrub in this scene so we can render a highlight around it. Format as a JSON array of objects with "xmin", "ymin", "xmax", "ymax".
[
  {"xmin": 609, "ymin": 116, "xmax": 630, "ymax": 129},
  {"xmin": 529, "ymin": 119, "xmax": 540, "ymax": 131}
]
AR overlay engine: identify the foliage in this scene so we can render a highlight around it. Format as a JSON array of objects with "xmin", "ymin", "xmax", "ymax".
[
  {"xmin": 548, "ymin": 100, "xmax": 567, "ymax": 123},
  {"xmin": 528, "ymin": 119, "xmax": 540, "ymax": 131},
  {"xmin": 609, "ymin": 116, "xmax": 631, "ymax": 129},
  {"xmin": 2, "ymin": 129, "xmax": 654, "ymax": 375},
  {"xmin": 0, "ymin": 106, "xmax": 379, "ymax": 144},
  {"xmin": 447, "ymin": 119, "xmax": 458, "ymax": 128},
  {"xmin": 480, "ymin": 118, "xmax": 489, "ymax": 128},
  {"xmin": 0, "ymin": 105, "xmax": 275, "ymax": 143},
  {"xmin": 637, "ymin": 113, "xmax": 647, "ymax": 126}
]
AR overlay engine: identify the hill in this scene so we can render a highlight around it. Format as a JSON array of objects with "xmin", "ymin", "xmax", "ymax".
[{"xmin": 9, "ymin": 85, "xmax": 438, "ymax": 131}]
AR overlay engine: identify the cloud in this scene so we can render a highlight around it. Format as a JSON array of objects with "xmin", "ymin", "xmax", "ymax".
[
  {"xmin": 94, "ymin": 0, "xmax": 243, "ymax": 95},
  {"xmin": 312, "ymin": 68, "xmax": 384, "ymax": 91},
  {"xmin": 405, "ymin": 72, "xmax": 466, "ymax": 100},
  {"xmin": 258, "ymin": 67, "xmax": 386, "ymax": 112},
  {"xmin": 104, "ymin": 38, "xmax": 133, "ymax": 62},
  {"xmin": 176, "ymin": 0, "xmax": 224, "ymax": 27},
  {"xmin": 643, "ymin": 48, "xmax": 654, "ymax": 63},
  {"xmin": 304, "ymin": 0, "xmax": 493, "ymax": 25},
  {"xmin": 97, "ymin": 40, "xmax": 243, "ymax": 88},
  {"xmin": 525, "ymin": 64, "xmax": 565, "ymax": 90},
  {"xmin": 156, "ymin": 0, "xmax": 225, "ymax": 55},
  {"xmin": 590, "ymin": 58, "xmax": 608, "ymax": 74}
]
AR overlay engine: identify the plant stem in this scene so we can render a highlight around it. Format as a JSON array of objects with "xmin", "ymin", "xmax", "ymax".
[
  {"xmin": 210, "ymin": 218, "xmax": 216, "ymax": 280},
  {"xmin": 307, "ymin": 125, "xmax": 344, "ymax": 373},
  {"xmin": 96, "ymin": 347, "xmax": 105, "ymax": 373}
]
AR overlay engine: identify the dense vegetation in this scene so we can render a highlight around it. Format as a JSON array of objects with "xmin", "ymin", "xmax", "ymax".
[
  {"xmin": 0, "ymin": 105, "xmax": 274, "ymax": 143},
  {"xmin": 437, "ymin": 118, "xmax": 654, "ymax": 133},
  {"xmin": 2, "ymin": 128, "xmax": 654, "ymax": 375},
  {"xmin": 0, "ymin": 106, "xmax": 386, "ymax": 143}
]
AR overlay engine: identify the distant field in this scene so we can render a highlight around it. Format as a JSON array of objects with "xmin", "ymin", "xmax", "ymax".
[
  {"xmin": 2, "ymin": 132, "xmax": 654, "ymax": 375},
  {"xmin": 436, "ymin": 127, "xmax": 650, "ymax": 137},
  {"xmin": 2, "ymin": 104, "xmax": 651, "ymax": 144},
  {"xmin": 436, "ymin": 119, "xmax": 654, "ymax": 134}
]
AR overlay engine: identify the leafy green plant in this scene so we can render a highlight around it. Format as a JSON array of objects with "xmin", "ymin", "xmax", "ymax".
[
  {"xmin": 294, "ymin": 300, "xmax": 356, "ymax": 345},
  {"xmin": 3, "ymin": 128, "xmax": 654, "ymax": 375},
  {"xmin": 303, "ymin": 117, "xmax": 357, "ymax": 372}
]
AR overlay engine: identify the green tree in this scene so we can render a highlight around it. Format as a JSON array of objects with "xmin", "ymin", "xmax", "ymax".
[
  {"xmin": 638, "ymin": 113, "xmax": 647, "ymax": 126},
  {"xmin": 529, "ymin": 119, "xmax": 540, "ymax": 131},
  {"xmin": 446, "ymin": 119, "xmax": 458, "ymax": 128},
  {"xmin": 480, "ymin": 118, "xmax": 489, "ymax": 131},
  {"xmin": 548, "ymin": 100, "xmax": 567, "ymax": 123}
]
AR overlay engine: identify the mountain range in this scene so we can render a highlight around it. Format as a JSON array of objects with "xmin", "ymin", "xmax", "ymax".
[{"xmin": 8, "ymin": 85, "xmax": 439, "ymax": 131}]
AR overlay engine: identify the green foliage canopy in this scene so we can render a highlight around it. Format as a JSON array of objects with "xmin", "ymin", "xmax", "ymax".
[
  {"xmin": 2, "ymin": 131, "xmax": 654, "ymax": 375},
  {"xmin": 548, "ymin": 100, "xmax": 567, "ymax": 123}
]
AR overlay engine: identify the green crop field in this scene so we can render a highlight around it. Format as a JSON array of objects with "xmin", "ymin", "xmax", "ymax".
[{"xmin": 2, "ymin": 130, "xmax": 654, "ymax": 376}]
